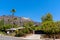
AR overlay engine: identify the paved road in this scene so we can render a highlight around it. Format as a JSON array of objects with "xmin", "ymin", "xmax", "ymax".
[
  {"xmin": 0, "ymin": 34, "xmax": 40, "ymax": 40},
  {"xmin": 0, "ymin": 35, "xmax": 22, "ymax": 40},
  {"xmin": 0, "ymin": 34, "xmax": 55, "ymax": 40}
]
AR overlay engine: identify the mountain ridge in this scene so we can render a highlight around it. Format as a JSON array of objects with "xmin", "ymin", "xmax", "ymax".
[{"xmin": 0, "ymin": 15, "xmax": 40, "ymax": 26}]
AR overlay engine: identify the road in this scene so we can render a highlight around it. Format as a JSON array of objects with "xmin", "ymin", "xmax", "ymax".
[
  {"xmin": 0, "ymin": 35, "xmax": 22, "ymax": 40},
  {"xmin": 0, "ymin": 34, "xmax": 55, "ymax": 40},
  {"xmin": 0, "ymin": 34, "xmax": 40, "ymax": 40}
]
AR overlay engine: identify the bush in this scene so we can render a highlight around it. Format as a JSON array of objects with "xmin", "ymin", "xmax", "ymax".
[
  {"xmin": 15, "ymin": 30, "xmax": 26, "ymax": 37},
  {"xmin": 15, "ymin": 28, "xmax": 31, "ymax": 37},
  {"xmin": 24, "ymin": 28, "xmax": 30, "ymax": 34}
]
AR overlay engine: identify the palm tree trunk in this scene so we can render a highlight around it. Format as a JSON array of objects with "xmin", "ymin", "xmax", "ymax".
[{"xmin": 12, "ymin": 13, "xmax": 14, "ymax": 32}]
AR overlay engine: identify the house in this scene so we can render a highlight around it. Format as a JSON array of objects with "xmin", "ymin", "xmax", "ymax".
[{"xmin": 6, "ymin": 27, "xmax": 25, "ymax": 34}]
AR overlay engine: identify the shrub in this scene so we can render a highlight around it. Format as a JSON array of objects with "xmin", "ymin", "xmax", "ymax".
[
  {"xmin": 15, "ymin": 30, "xmax": 25, "ymax": 37},
  {"xmin": 24, "ymin": 28, "xmax": 30, "ymax": 34}
]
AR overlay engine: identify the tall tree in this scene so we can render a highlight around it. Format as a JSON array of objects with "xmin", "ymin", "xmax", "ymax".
[
  {"xmin": 11, "ymin": 9, "xmax": 16, "ymax": 32},
  {"xmin": 41, "ymin": 13, "xmax": 53, "ymax": 22},
  {"xmin": 11, "ymin": 9, "xmax": 16, "ymax": 17},
  {"xmin": 41, "ymin": 21, "xmax": 60, "ymax": 40},
  {"xmin": 41, "ymin": 13, "xmax": 60, "ymax": 40}
]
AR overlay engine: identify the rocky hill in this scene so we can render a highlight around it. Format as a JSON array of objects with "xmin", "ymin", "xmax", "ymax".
[{"xmin": 0, "ymin": 15, "xmax": 40, "ymax": 26}]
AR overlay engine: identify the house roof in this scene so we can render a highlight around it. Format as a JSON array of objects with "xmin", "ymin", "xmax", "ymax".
[{"xmin": 6, "ymin": 27, "xmax": 25, "ymax": 31}]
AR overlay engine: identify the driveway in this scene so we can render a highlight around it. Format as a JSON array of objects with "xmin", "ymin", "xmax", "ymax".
[{"xmin": 22, "ymin": 34, "xmax": 41, "ymax": 39}]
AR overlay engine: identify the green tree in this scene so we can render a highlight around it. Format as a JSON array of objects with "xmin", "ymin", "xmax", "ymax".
[
  {"xmin": 41, "ymin": 13, "xmax": 60, "ymax": 40},
  {"xmin": 56, "ymin": 21, "xmax": 60, "ymax": 27},
  {"xmin": 15, "ymin": 30, "xmax": 26, "ymax": 37},
  {"xmin": 41, "ymin": 21, "xmax": 60, "ymax": 40},
  {"xmin": 3, "ymin": 24, "xmax": 12, "ymax": 31},
  {"xmin": 23, "ymin": 21, "xmax": 34, "ymax": 27},
  {"xmin": 0, "ymin": 19, "xmax": 4, "ymax": 31},
  {"xmin": 0, "ymin": 19, "xmax": 12, "ymax": 31},
  {"xmin": 41, "ymin": 21, "xmax": 60, "ymax": 33},
  {"xmin": 41, "ymin": 13, "xmax": 53, "ymax": 22},
  {"xmin": 23, "ymin": 21, "xmax": 35, "ymax": 33}
]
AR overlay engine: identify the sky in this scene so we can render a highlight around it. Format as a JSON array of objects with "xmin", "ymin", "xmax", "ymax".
[{"xmin": 0, "ymin": 0, "xmax": 60, "ymax": 22}]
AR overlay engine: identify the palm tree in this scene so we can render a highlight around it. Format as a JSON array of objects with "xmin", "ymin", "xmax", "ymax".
[
  {"xmin": 11, "ymin": 9, "xmax": 16, "ymax": 32},
  {"xmin": 11, "ymin": 9, "xmax": 16, "ymax": 17}
]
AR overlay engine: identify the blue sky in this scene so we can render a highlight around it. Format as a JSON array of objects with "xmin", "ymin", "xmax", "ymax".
[{"xmin": 0, "ymin": 0, "xmax": 60, "ymax": 22}]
